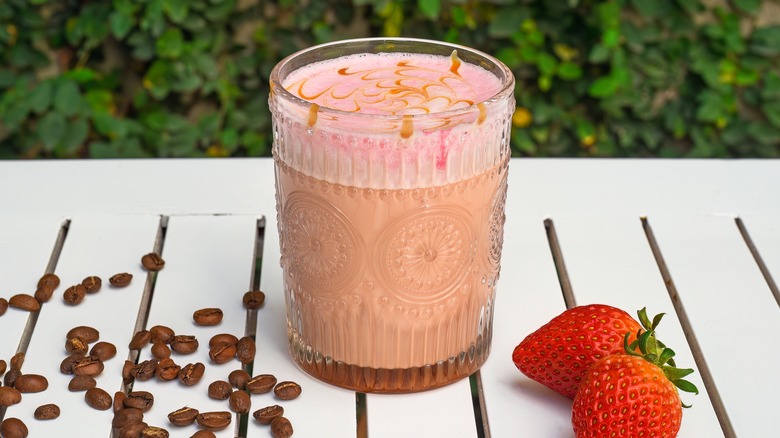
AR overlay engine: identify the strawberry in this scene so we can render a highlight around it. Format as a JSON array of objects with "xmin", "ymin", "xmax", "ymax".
[
  {"xmin": 571, "ymin": 313, "xmax": 698, "ymax": 437},
  {"xmin": 512, "ymin": 304, "xmax": 642, "ymax": 398}
]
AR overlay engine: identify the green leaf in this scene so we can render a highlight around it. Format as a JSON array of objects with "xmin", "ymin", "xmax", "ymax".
[
  {"xmin": 110, "ymin": 11, "xmax": 133, "ymax": 39},
  {"xmin": 156, "ymin": 28, "xmax": 184, "ymax": 59},
  {"xmin": 89, "ymin": 138, "xmax": 147, "ymax": 158},
  {"xmin": 673, "ymin": 378, "xmax": 699, "ymax": 395},
  {"xmin": 488, "ymin": 6, "xmax": 529, "ymax": 38},
  {"xmin": 763, "ymin": 101, "xmax": 780, "ymax": 128},
  {"xmin": 86, "ymin": 89, "xmax": 114, "ymax": 114},
  {"xmin": 60, "ymin": 118, "xmax": 89, "ymax": 154},
  {"xmin": 630, "ymin": 0, "xmax": 661, "ymax": 17},
  {"xmin": 54, "ymin": 80, "xmax": 83, "ymax": 117},
  {"xmin": 589, "ymin": 75, "xmax": 620, "ymax": 98},
  {"xmin": 495, "ymin": 48, "xmax": 520, "ymax": 69},
  {"xmin": 29, "ymin": 81, "xmax": 53, "ymax": 114},
  {"xmin": 536, "ymin": 52, "xmax": 557, "ymax": 76},
  {"xmin": 418, "ymin": 0, "xmax": 440, "ymax": 20},
  {"xmin": 750, "ymin": 26, "xmax": 780, "ymax": 57},
  {"xmin": 557, "ymin": 62, "xmax": 582, "ymax": 80},
  {"xmin": 748, "ymin": 121, "xmax": 780, "ymax": 145},
  {"xmin": 37, "ymin": 112, "xmax": 67, "ymax": 151},
  {"xmin": 163, "ymin": 0, "xmax": 189, "ymax": 23},
  {"xmin": 733, "ymin": 0, "xmax": 761, "ymax": 14},
  {"xmin": 589, "ymin": 44, "xmax": 610, "ymax": 63},
  {"xmin": 92, "ymin": 113, "xmax": 128, "ymax": 138}
]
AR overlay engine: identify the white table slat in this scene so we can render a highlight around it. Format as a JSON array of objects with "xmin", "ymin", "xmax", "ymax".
[
  {"xmin": 553, "ymin": 214, "xmax": 722, "ymax": 435},
  {"xmin": 650, "ymin": 215, "xmax": 780, "ymax": 438},
  {"xmin": 0, "ymin": 215, "xmax": 63, "ymax": 363},
  {"xmin": 739, "ymin": 215, "xmax": 780, "ymax": 299},
  {"xmin": 12, "ymin": 215, "xmax": 160, "ymax": 436},
  {"xmin": 480, "ymin": 214, "xmax": 572, "ymax": 437}
]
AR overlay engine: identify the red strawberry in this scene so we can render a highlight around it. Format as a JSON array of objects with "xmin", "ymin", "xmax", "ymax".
[{"xmin": 512, "ymin": 304, "xmax": 642, "ymax": 398}]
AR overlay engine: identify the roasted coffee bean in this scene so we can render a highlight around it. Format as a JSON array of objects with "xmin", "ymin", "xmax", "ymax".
[
  {"xmin": 274, "ymin": 381, "xmax": 302, "ymax": 400},
  {"xmin": 0, "ymin": 359, "xmax": 6, "ymax": 375},
  {"xmin": 112, "ymin": 407, "xmax": 144, "ymax": 429},
  {"xmin": 34, "ymin": 286, "xmax": 54, "ymax": 303},
  {"xmin": 13, "ymin": 374, "xmax": 48, "ymax": 393},
  {"xmin": 178, "ymin": 362, "xmax": 205, "ymax": 386},
  {"xmin": 253, "ymin": 404, "xmax": 284, "ymax": 425},
  {"xmin": 193, "ymin": 308, "xmax": 223, "ymax": 326},
  {"xmin": 196, "ymin": 411, "xmax": 232, "ymax": 431},
  {"xmin": 85, "ymin": 387, "xmax": 112, "ymax": 410},
  {"xmin": 208, "ymin": 333, "xmax": 238, "ymax": 348},
  {"xmin": 9, "ymin": 352, "xmax": 24, "ymax": 371},
  {"xmin": 72, "ymin": 356, "xmax": 104, "ymax": 377},
  {"xmin": 3, "ymin": 370, "xmax": 21, "ymax": 388},
  {"xmin": 68, "ymin": 375, "xmax": 97, "ymax": 392},
  {"xmin": 167, "ymin": 406, "xmax": 199, "ymax": 427},
  {"xmin": 271, "ymin": 416, "xmax": 294, "ymax": 438},
  {"xmin": 246, "ymin": 374, "xmax": 277, "ymax": 394},
  {"xmin": 124, "ymin": 391, "xmax": 154, "ymax": 412},
  {"xmin": 228, "ymin": 390, "xmax": 251, "ymax": 414},
  {"xmin": 129, "ymin": 329, "xmax": 152, "ymax": 350},
  {"xmin": 0, "ymin": 297, "xmax": 8, "ymax": 316},
  {"xmin": 142, "ymin": 426, "xmax": 169, "ymax": 438},
  {"xmin": 65, "ymin": 337, "xmax": 88, "ymax": 355},
  {"xmin": 63, "ymin": 284, "xmax": 87, "ymax": 305},
  {"xmin": 242, "ymin": 290, "xmax": 266, "ymax": 309},
  {"xmin": 0, "ymin": 417, "xmax": 28, "ymax": 438},
  {"xmin": 141, "ymin": 253, "xmax": 165, "ymax": 271},
  {"xmin": 113, "ymin": 391, "xmax": 127, "ymax": 413},
  {"xmin": 208, "ymin": 342, "xmax": 236, "ymax": 364},
  {"xmin": 38, "ymin": 273, "xmax": 60, "ymax": 290},
  {"xmin": 0, "ymin": 386, "xmax": 22, "ymax": 407},
  {"xmin": 191, "ymin": 431, "xmax": 216, "ymax": 438},
  {"xmin": 90, "ymin": 341, "xmax": 117, "ymax": 361},
  {"xmin": 207, "ymin": 380, "xmax": 233, "ymax": 400},
  {"xmin": 9, "ymin": 294, "xmax": 40, "ymax": 312},
  {"xmin": 81, "ymin": 275, "xmax": 102, "ymax": 293},
  {"xmin": 122, "ymin": 360, "xmax": 135, "ymax": 384},
  {"xmin": 33, "ymin": 403, "xmax": 60, "ymax": 420},
  {"xmin": 170, "ymin": 335, "xmax": 198, "ymax": 354},
  {"xmin": 60, "ymin": 353, "xmax": 85, "ymax": 374},
  {"xmin": 116, "ymin": 422, "xmax": 148, "ymax": 438},
  {"xmin": 228, "ymin": 369, "xmax": 251, "ymax": 390},
  {"xmin": 149, "ymin": 325, "xmax": 175, "ymax": 344},
  {"xmin": 109, "ymin": 272, "xmax": 133, "ymax": 287},
  {"xmin": 131, "ymin": 360, "xmax": 157, "ymax": 381},
  {"xmin": 155, "ymin": 358, "xmax": 180, "ymax": 381},
  {"xmin": 151, "ymin": 342, "xmax": 171, "ymax": 360},
  {"xmin": 236, "ymin": 336, "xmax": 256, "ymax": 364},
  {"xmin": 67, "ymin": 326, "xmax": 100, "ymax": 344}
]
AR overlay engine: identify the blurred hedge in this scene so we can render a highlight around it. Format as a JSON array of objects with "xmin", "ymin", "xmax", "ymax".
[{"xmin": 0, "ymin": 0, "xmax": 779, "ymax": 159}]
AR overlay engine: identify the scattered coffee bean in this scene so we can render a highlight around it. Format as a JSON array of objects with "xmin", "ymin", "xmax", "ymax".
[
  {"xmin": 33, "ymin": 403, "xmax": 60, "ymax": 420},
  {"xmin": 167, "ymin": 406, "xmax": 199, "ymax": 427},
  {"xmin": 228, "ymin": 369, "xmax": 251, "ymax": 390},
  {"xmin": 196, "ymin": 411, "xmax": 232, "ymax": 431},
  {"xmin": 155, "ymin": 358, "xmax": 180, "ymax": 381},
  {"xmin": 81, "ymin": 276, "xmax": 102, "ymax": 294},
  {"xmin": 193, "ymin": 308, "xmax": 223, "ymax": 326},
  {"xmin": 274, "ymin": 381, "xmax": 302, "ymax": 400},
  {"xmin": 151, "ymin": 342, "xmax": 171, "ymax": 360},
  {"xmin": 0, "ymin": 386, "xmax": 22, "ymax": 407},
  {"xmin": 0, "ymin": 359, "xmax": 6, "ymax": 375},
  {"xmin": 271, "ymin": 416, "xmax": 294, "ymax": 438},
  {"xmin": 170, "ymin": 335, "xmax": 199, "ymax": 354},
  {"xmin": 13, "ymin": 374, "xmax": 48, "ymax": 393},
  {"xmin": 208, "ymin": 342, "xmax": 236, "ymax": 364},
  {"xmin": 122, "ymin": 360, "xmax": 135, "ymax": 384},
  {"xmin": 109, "ymin": 272, "xmax": 133, "ymax": 287},
  {"xmin": 207, "ymin": 380, "xmax": 233, "ymax": 400},
  {"xmin": 142, "ymin": 426, "xmax": 169, "ymax": 438},
  {"xmin": 67, "ymin": 326, "xmax": 100, "ymax": 344},
  {"xmin": 85, "ymin": 387, "xmax": 112, "ymax": 410},
  {"xmin": 63, "ymin": 285, "xmax": 87, "ymax": 305},
  {"xmin": 34, "ymin": 286, "xmax": 54, "ymax": 303},
  {"xmin": 141, "ymin": 253, "xmax": 165, "ymax": 271},
  {"xmin": 229, "ymin": 390, "xmax": 251, "ymax": 414},
  {"xmin": 0, "ymin": 417, "xmax": 28, "ymax": 438},
  {"xmin": 178, "ymin": 362, "xmax": 205, "ymax": 386},
  {"xmin": 124, "ymin": 391, "xmax": 154, "ymax": 412},
  {"xmin": 129, "ymin": 329, "xmax": 152, "ymax": 350},
  {"xmin": 131, "ymin": 360, "xmax": 157, "ymax": 381},
  {"xmin": 61, "ymin": 353, "xmax": 85, "ymax": 374},
  {"xmin": 117, "ymin": 422, "xmax": 148, "ymax": 438},
  {"xmin": 243, "ymin": 290, "xmax": 266, "ymax": 309},
  {"xmin": 246, "ymin": 374, "xmax": 277, "ymax": 394},
  {"xmin": 253, "ymin": 404, "xmax": 284, "ymax": 425},
  {"xmin": 9, "ymin": 294, "xmax": 40, "ymax": 312},
  {"xmin": 38, "ymin": 273, "xmax": 60, "ymax": 290},
  {"xmin": 208, "ymin": 333, "xmax": 238, "ymax": 348},
  {"xmin": 65, "ymin": 337, "xmax": 88, "ymax": 355},
  {"xmin": 90, "ymin": 341, "xmax": 117, "ymax": 361},
  {"xmin": 72, "ymin": 356, "xmax": 104, "ymax": 377},
  {"xmin": 112, "ymin": 407, "xmax": 144, "ymax": 429},
  {"xmin": 3, "ymin": 370, "xmax": 21, "ymax": 387},
  {"xmin": 236, "ymin": 336, "xmax": 256, "ymax": 364},
  {"xmin": 149, "ymin": 325, "xmax": 175, "ymax": 344},
  {"xmin": 0, "ymin": 297, "xmax": 7, "ymax": 316},
  {"xmin": 113, "ymin": 391, "xmax": 127, "ymax": 413},
  {"xmin": 69, "ymin": 375, "xmax": 97, "ymax": 392},
  {"xmin": 191, "ymin": 431, "xmax": 216, "ymax": 438},
  {"xmin": 9, "ymin": 352, "xmax": 24, "ymax": 371}
]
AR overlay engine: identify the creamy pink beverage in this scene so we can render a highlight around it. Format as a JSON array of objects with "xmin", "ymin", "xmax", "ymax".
[{"xmin": 270, "ymin": 39, "xmax": 514, "ymax": 392}]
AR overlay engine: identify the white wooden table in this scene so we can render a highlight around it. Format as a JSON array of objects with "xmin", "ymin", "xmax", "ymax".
[{"xmin": 0, "ymin": 158, "xmax": 778, "ymax": 438}]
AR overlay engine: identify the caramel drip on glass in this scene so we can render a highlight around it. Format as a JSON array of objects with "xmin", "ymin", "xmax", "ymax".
[
  {"xmin": 477, "ymin": 103, "xmax": 487, "ymax": 125},
  {"xmin": 308, "ymin": 103, "xmax": 319, "ymax": 127},
  {"xmin": 449, "ymin": 50, "xmax": 461, "ymax": 76},
  {"xmin": 400, "ymin": 115, "xmax": 414, "ymax": 138}
]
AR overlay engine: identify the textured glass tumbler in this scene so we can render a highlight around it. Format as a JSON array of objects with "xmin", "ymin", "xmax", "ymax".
[{"xmin": 270, "ymin": 38, "xmax": 515, "ymax": 393}]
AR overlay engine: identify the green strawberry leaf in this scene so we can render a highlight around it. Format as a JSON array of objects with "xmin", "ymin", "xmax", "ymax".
[
  {"xmin": 651, "ymin": 312, "xmax": 665, "ymax": 330},
  {"xmin": 658, "ymin": 348, "xmax": 676, "ymax": 366},
  {"xmin": 673, "ymin": 378, "xmax": 699, "ymax": 395},
  {"xmin": 637, "ymin": 307, "xmax": 652, "ymax": 329}
]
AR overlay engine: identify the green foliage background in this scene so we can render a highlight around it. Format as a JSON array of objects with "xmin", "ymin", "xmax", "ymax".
[{"xmin": 0, "ymin": 0, "xmax": 779, "ymax": 159}]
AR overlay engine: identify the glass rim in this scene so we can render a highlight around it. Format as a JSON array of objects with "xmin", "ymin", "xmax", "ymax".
[{"xmin": 269, "ymin": 37, "xmax": 515, "ymax": 121}]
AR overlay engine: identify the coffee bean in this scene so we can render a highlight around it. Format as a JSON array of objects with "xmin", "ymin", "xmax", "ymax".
[
  {"xmin": 72, "ymin": 356, "xmax": 104, "ymax": 377},
  {"xmin": 124, "ymin": 391, "xmax": 154, "ymax": 412},
  {"xmin": 271, "ymin": 416, "xmax": 294, "ymax": 438},
  {"xmin": 68, "ymin": 375, "xmax": 97, "ymax": 392},
  {"xmin": 208, "ymin": 333, "xmax": 238, "ymax": 348},
  {"xmin": 34, "ymin": 286, "xmax": 54, "ymax": 303},
  {"xmin": 196, "ymin": 411, "xmax": 232, "ymax": 431},
  {"xmin": 208, "ymin": 342, "xmax": 236, "ymax": 364},
  {"xmin": 167, "ymin": 406, "xmax": 199, "ymax": 427},
  {"xmin": 142, "ymin": 426, "xmax": 169, "ymax": 438},
  {"xmin": 274, "ymin": 381, "xmax": 302, "ymax": 400},
  {"xmin": 243, "ymin": 290, "xmax": 266, "ymax": 309},
  {"xmin": 85, "ymin": 387, "xmax": 112, "ymax": 410},
  {"xmin": 9, "ymin": 294, "xmax": 40, "ymax": 312},
  {"xmin": 33, "ymin": 403, "xmax": 60, "ymax": 420},
  {"xmin": 113, "ymin": 391, "xmax": 127, "ymax": 413},
  {"xmin": 193, "ymin": 308, "xmax": 223, "ymax": 326},
  {"xmin": 0, "ymin": 417, "xmax": 28, "ymax": 438},
  {"xmin": 109, "ymin": 272, "xmax": 133, "ymax": 287},
  {"xmin": 149, "ymin": 325, "xmax": 175, "ymax": 344},
  {"xmin": 67, "ymin": 326, "xmax": 100, "ymax": 344},
  {"xmin": 229, "ymin": 390, "xmax": 251, "ymax": 414},
  {"xmin": 60, "ymin": 353, "xmax": 84, "ymax": 374},
  {"xmin": 0, "ymin": 359, "xmax": 5, "ymax": 375},
  {"xmin": 178, "ymin": 362, "xmax": 205, "ymax": 386},
  {"xmin": 228, "ymin": 369, "xmax": 251, "ymax": 390},
  {"xmin": 90, "ymin": 341, "xmax": 117, "ymax": 361},
  {"xmin": 0, "ymin": 386, "xmax": 22, "ymax": 407},
  {"xmin": 81, "ymin": 276, "xmax": 102, "ymax": 294},
  {"xmin": 236, "ymin": 336, "xmax": 256, "ymax": 364},
  {"xmin": 122, "ymin": 360, "xmax": 135, "ymax": 384},
  {"xmin": 141, "ymin": 253, "xmax": 165, "ymax": 271},
  {"xmin": 112, "ymin": 407, "xmax": 144, "ymax": 429},
  {"xmin": 150, "ymin": 342, "xmax": 171, "ymax": 360},
  {"xmin": 207, "ymin": 380, "xmax": 233, "ymax": 400},
  {"xmin": 65, "ymin": 337, "xmax": 89, "ymax": 355},
  {"xmin": 253, "ymin": 404, "xmax": 284, "ymax": 425},
  {"xmin": 4, "ymin": 369, "xmax": 21, "ymax": 387},
  {"xmin": 116, "ymin": 422, "xmax": 148, "ymax": 438},
  {"xmin": 129, "ymin": 329, "xmax": 152, "ymax": 350},
  {"xmin": 13, "ymin": 374, "xmax": 48, "ymax": 393},
  {"xmin": 38, "ymin": 273, "xmax": 60, "ymax": 290},
  {"xmin": 191, "ymin": 431, "xmax": 217, "ymax": 438},
  {"xmin": 170, "ymin": 335, "xmax": 199, "ymax": 354},
  {"xmin": 0, "ymin": 297, "xmax": 8, "ymax": 316},
  {"xmin": 246, "ymin": 374, "xmax": 277, "ymax": 394},
  {"xmin": 131, "ymin": 360, "xmax": 157, "ymax": 381},
  {"xmin": 63, "ymin": 285, "xmax": 87, "ymax": 305},
  {"xmin": 155, "ymin": 358, "xmax": 180, "ymax": 381},
  {"xmin": 9, "ymin": 352, "xmax": 24, "ymax": 371}
]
